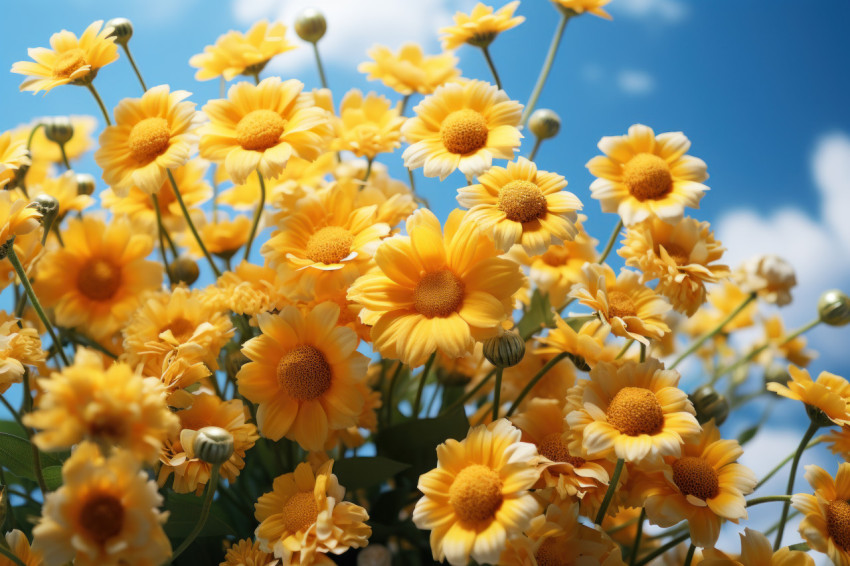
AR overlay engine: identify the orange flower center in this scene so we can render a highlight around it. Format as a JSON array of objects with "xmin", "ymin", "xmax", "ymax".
[
  {"xmin": 282, "ymin": 491, "xmax": 319, "ymax": 533},
  {"xmin": 449, "ymin": 464, "xmax": 503, "ymax": 523},
  {"xmin": 236, "ymin": 109, "xmax": 285, "ymax": 151},
  {"xmin": 660, "ymin": 243, "xmax": 690, "ymax": 265},
  {"xmin": 88, "ymin": 414, "xmax": 128, "ymax": 443},
  {"xmin": 540, "ymin": 244, "xmax": 570, "ymax": 266},
  {"xmin": 440, "ymin": 109, "xmax": 489, "ymax": 155},
  {"xmin": 538, "ymin": 432, "xmax": 586, "ymax": 467},
  {"xmin": 77, "ymin": 258, "xmax": 122, "ymax": 301},
  {"xmin": 128, "ymin": 117, "xmax": 171, "ymax": 163},
  {"xmin": 79, "ymin": 493, "xmax": 124, "ymax": 545},
  {"xmin": 305, "ymin": 226, "xmax": 355, "ymax": 265},
  {"xmin": 607, "ymin": 290, "xmax": 637, "ymax": 319},
  {"xmin": 414, "ymin": 270, "xmax": 464, "ymax": 318},
  {"xmin": 52, "ymin": 48, "xmax": 87, "ymax": 78},
  {"xmin": 827, "ymin": 499, "xmax": 850, "ymax": 551},
  {"xmin": 606, "ymin": 386, "xmax": 664, "ymax": 437},
  {"xmin": 276, "ymin": 344, "xmax": 332, "ymax": 401},
  {"xmin": 535, "ymin": 538, "xmax": 570, "ymax": 566},
  {"xmin": 672, "ymin": 456, "xmax": 719, "ymax": 500},
  {"xmin": 622, "ymin": 153, "xmax": 673, "ymax": 201},
  {"xmin": 497, "ymin": 180, "xmax": 547, "ymax": 223},
  {"xmin": 162, "ymin": 317, "xmax": 196, "ymax": 342}
]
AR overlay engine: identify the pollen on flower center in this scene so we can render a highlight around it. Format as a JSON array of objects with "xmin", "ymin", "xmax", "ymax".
[
  {"xmin": 305, "ymin": 226, "xmax": 355, "ymax": 265},
  {"xmin": 79, "ymin": 493, "xmax": 125, "ymax": 545},
  {"xmin": 622, "ymin": 153, "xmax": 673, "ymax": 201},
  {"xmin": 162, "ymin": 317, "xmax": 195, "ymax": 342},
  {"xmin": 672, "ymin": 456, "xmax": 719, "ymax": 500},
  {"xmin": 413, "ymin": 270, "xmax": 465, "ymax": 318},
  {"xmin": 449, "ymin": 464, "xmax": 503, "ymax": 523},
  {"xmin": 77, "ymin": 258, "xmax": 122, "ymax": 301},
  {"xmin": 538, "ymin": 432, "xmax": 586, "ymax": 467},
  {"xmin": 128, "ymin": 117, "xmax": 171, "ymax": 163},
  {"xmin": 88, "ymin": 415, "xmax": 128, "ymax": 442},
  {"xmin": 827, "ymin": 499, "xmax": 850, "ymax": 551},
  {"xmin": 498, "ymin": 180, "xmax": 547, "ymax": 223},
  {"xmin": 535, "ymin": 538, "xmax": 570, "ymax": 566},
  {"xmin": 440, "ymin": 109, "xmax": 489, "ymax": 155},
  {"xmin": 541, "ymin": 245, "xmax": 570, "ymax": 267},
  {"xmin": 607, "ymin": 290, "xmax": 637, "ymax": 319},
  {"xmin": 52, "ymin": 48, "xmax": 87, "ymax": 78},
  {"xmin": 236, "ymin": 109, "xmax": 285, "ymax": 151},
  {"xmin": 276, "ymin": 344, "xmax": 332, "ymax": 401},
  {"xmin": 660, "ymin": 243, "xmax": 691, "ymax": 265},
  {"xmin": 606, "ymin": 386, "xmax": 664, "ymax": 437},
  {"xmin": 282, "ymin": 491, "xmax": 319, "ymax": 533}
]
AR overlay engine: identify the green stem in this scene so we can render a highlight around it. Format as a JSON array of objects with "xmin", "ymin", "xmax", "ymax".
[
  {"xmin": 746, "ymin": 495, "xmax": 792, "ymax": 506},
  {"xmin": 21, "ymin": 371, "xmax": 48, "ymax": 494},
  {"xmin": 634, "ymin": 532, "xmax": 691, "ymax": 566},
  {"xmin": 167, "ymin": 170, "xmax": 222, "ymax": 277},
  {"xmin": 58, "ymin": 143, "xmax": 70, "ymax": 170},
  {"xmin": 480, "ymin": 45, "xmax": 502, "ymax": 90},
  {"xmin": 243, "ymin": 170, "xmax": 266, "ymax": 261},
  {"xmin": 363, "ymin": 157, "xmax": 374, "ymax": 184},
  {"xmin": 385, "ymin": 362, "xmax": 404, "ymax": 426},
  {"xmin": 639, "ymin": 342, "xmax": 646, "ymax": 362},
  {"xmin": 86, "ymin": 83, "xmax": 112, "ymax": 126},
  {"xmin": 0, "ymin": 396, "xmax": 25, "ymax": 431},
  {"xmin": 169, "ymin": 464, "xmax": 221, "ymax": 562},
  {"xmin": 412, "ymin": 353, "xmax": 436, "ymax": 417},
  {"xmin": 151, "ymin": 194, "xmax": 174, "ymax": 285},
  {"xmin": 492, "ymin": 367, "xmax": 503, "ymax": 421},
  {"xmin": 399, "ymin": 94, "xmax": 411, "ymax": 116},
  {"xmin": 439, "ymin": 369, "xmax": 496, "ymax": 416},
  {"xmin": 521, "ymin": 10, "xmax": 572, "ymax": 126},
  {"xmin": 311, "ymin": 42, "xmax": 328, "ymax": 89},
  {"xmin": 756, "ymin": 437, "xmax": 822, "ymax": 490},
  {"xmin": 787, "ymin": 542, "xmax": 809, "ymax": 552},
  {"xmin": 26, "ymin": 123, "xmax": 44, "ymax": 150},
  {"xmin": 628, "ymin": 508, "xmax": 646, "ymax": 566},
  {"xmin": 594, "ymin": 458, "xmax": 624, "ymax": 524},
  {"xmin": 597, "ymin": 219, "xmax": 623, "ymax": 265},
  {"xmin": 774, "ymin": 420, "xmax": 820, "ymax": 550},
  {"xmin": 7, "ymin": 242, "xmax": 69, "ymax": 366},
  {"xmin": 671, "ymin": 292, "xmax": 756, "ymax": 369},
  {"xmin": 615, "ymin": 339, "xmax": 634, "ymax": 360},
  {"xmin": 0, "ymin": 545, "xmax": 26, "ymax": 566},
  {"xmin": 683, "ymin": 544, "xmax": 696, "ymax": 566},
  {"xmin": 121, "ymin": 44, "xmax": 147, "ymax": 91},
  {"xmin": 527, "ymin": 137, "xmax": 542, "ymax": 161},
  {"xmin": 505, "ymin": 352, "xmax": 569, "ymax": 417}
]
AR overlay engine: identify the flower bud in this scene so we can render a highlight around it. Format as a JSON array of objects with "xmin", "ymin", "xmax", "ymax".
[
  {"xmin": 528, "ymin": 109, "xmax": 561, "ymax": 140},
  {"xmin": 31, "ymin": 194, "xmax": 59, "ymax": 230},
  {"xmin": 357, "ymin": 544, "xmax": 392, "ymax": 566},
  {"xmin": 483, "ymin": 332, "xmax": 525, "ymax": 368},
  {"xmin": 689, "ymin": 385, "xmax": 730, "ymax": 426},
  {"xmin": 75, "ymin": 173, "xmax": 96, "ymax": 196},
  {"xmin": 169, "ymin": 255, "xmax": 199, "ymax": 286},
  {"xmin": 295, "ymin": 9, "xmax": 327, "ymax": 43},
  {"xmin": 818, "ymin": 289, "xmax": 850, "ymax": 327},
  {"xmin": 43, "ymin": 117, "xmax": 74, "ymax": 146},
  {"xmin": 193, "ymin": 426, "xmax": 234, "ymax": 465},
  {"xmin": 105, "ymin": 17, "xmax": 134, "ymax": 45}
]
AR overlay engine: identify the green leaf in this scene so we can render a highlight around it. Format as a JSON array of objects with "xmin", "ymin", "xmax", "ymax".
[
  {"xmin": 375, "ymin": 409, "xmax": 469, "ymax": 478},
  {"xmin": 0, "ymin": 420, "xmax": 26, "ymax": 438},
  {"xmin": 163, "ymin": 492, "xmax": 237, "ymax": 539},
  {"xmin": 333, "ymin": 457, "xmax": 410, "ymax": 490},
  {"xmin": 0, "ymin": 432, "xmax": 62, "ymax": 481},
  {"xmin": 738, "ymin": 425, "xmax": 759, "ymax": 445},
  {"xmin": 518, "ymin": 289, "xmax": 556, "ymax": 340},
  {"xmin": 41, "ymin": 466, "xmax": 63, "ymax": 490}
]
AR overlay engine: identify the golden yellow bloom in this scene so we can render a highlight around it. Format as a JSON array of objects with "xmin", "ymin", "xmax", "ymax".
[
  {"xmin": 333, "ymin": 160, "xmax": 418, "ymax": 228},
  {"xmin": 29, "ymin": 170, "xmax": 93, "ymax": 220},
  {"xmin": 767, "ymin": 365, "xmax": 850, "ymax": 426},
  {"xmin": 237, "ymin": 303, "xmax": 368, "ymax": 451},
  {"xmin": 348, "ymin": 209, "xmax": 525, "ymax": 366},
  {"xmin": 413, "ymin": 419, "xmax": 541, "ymax": 566},
  {"xmin": 440, "ymin": 1, "xmax": 525, "ymax": 50},
  {"xmin": 190, "ymin": 20, "xmax": 296, "ymax": 81},
  {"xmin": 255, "ymin": 460, "xmax": 371, "ymax": 563},
  {"xmin": 221, "ymin": 539, "xmax": 276, "ymax": 566},
  {"xmin": 11, "ymin": 21, "xmax": 118, "ymax": 93},
  {"xmin": 402, "ymin": 80, "xmax": 523, "ymax": 180},
  {"xmin": 332, "ymin": 89, "xmax": 405, "ymax": 159},
  {"xmin": 17, "ymin": 115, "xmax": 97, "ymax": 164},
  {"xmin": 157, "ymin": 354, "xmax": 212, "ymax": 409},
  {"xmin": 566, "ymin": 359, "xmax": 701, "ymax": 463},
  {"xmin": 683, "ymin": 280, "xmax": 758, "ymax": 347},
  {"xmin": 569, "ymin": 263, "xmax": 672, "ymax": 345},
  {"xmin": 0, "ymin": 132, "xmax": 31, "ymax": 189},
  {"xmin": 34, "ymin": 217, "xmax": 162, "ymax": 339},
  {"xmin": 457, "ymin": 157, "xmax": 582, "ymax": 254},
  {"xmin": 499, "ymin": 346, "xmax": 576, "ymax": 411},
  {"xmin": 0, "ymin": 190, "xmax": 41, "ymax": 244},
  {"xmin": 358, "ymin": 43, "xmax": 461, "ymax": 96},
  {"xmin": 0, "ymin": 529, "xmax": 43, "ymax": 566},
  {"xmin": 701, "ymin": 527, "xmax": 815, "ymax": 566},
  {"xmin": 25, "ymin": 349, "xmax": 178, "ymax": 463},
  {"xmin": 32, "ymin": 442, "xmax": 171, "ymax": 566},
  {"xmin": 180, "ymin": 212, "xmax": 252, "ymax": 260},
  {"xmin": 158, "ymin": 392, "xmax": 259, "ymax": 494},
  {"xmin": 536, "ymin": 317, "xmax": 618, "ymax": 370},
  {"xmin": 619, "ymin": 217, "xmax": 729, "ymax": 315},
  {"xmin": 758, "ymin": 316, "xmax": 817, "ymax": 368},
  {"xmin": 0, "ymin": 228, "xmax": 43, "ymax": 294},
  {"xmin": 209, "ymin": 261, "xmax": 287, "ymax": 316},
  {"xmin": 552, "ymin": 0, "xmax": 613, "ymax": 19},
  {"xmin": 639, "ymin": 420, "xmax": 756, "ymax": 548},
  {"xmin": 793, "ymin": 462, "xmax": 850, "ymax": 565},
  {"xmin": 586, "ymin": 124, "xmax": 709, "ymax": 226},
  {"xmin": 95, "ymin": 85, "xmax": 199, "ymax": 195},
  {"xmin": 735, "ymin": 254, "xmax": 797, "ymax": 306},
  {"xmin": 0, "ymin": 315, "xmax": 44, "ymax": 394},
  {"xmin": 200, "ymin": 77, "xmax": 333, "ymax": 184}
]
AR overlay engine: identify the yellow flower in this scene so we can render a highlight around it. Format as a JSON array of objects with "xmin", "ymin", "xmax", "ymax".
[
  {"xmin": 619, "ymin": 217, "xmax": 729, "ymax": 316},
  {"xmin": 95, "ymin": 85, "xmax": 199, "ymax": 195},
  {"xmin": 500, "ymin": 345, "xmax": 576, "ymax": 411},
  {"xmin": 25, "ymin": 348, "xmax": 178, "ymax": 464},
  {"xmin": 735, "ymin": 254, "xmax": 796, "ymax": 306},
  {"xmin": 701, "ymin": 527, "xmax": 815, "ymax": 566},
  {"xmin": 11, "ymin": 21, "xmax": 118, "ymax": 93},
  {"xmin": 586, "ymin": 124, "xmax": 709, "ymax": 226},
  {"xmin": 221, "ymin": 539, "xmax": 276, "ymax": 566},
  {"xmin": 0, "ymin": 190, "xmax": 41, "ymax": 244},
  {"xmin": 0, "ymin": 228, "xmax": 43, "ymax": 294},
  {"xmin": 440, "ymin": 1, "xmax": 526, "ymax": 50},
  {"xmin": 29, "ymin": 170, "xmax": 93, "ymax": 220},
  {"xmin": 757, "ymin": 316, "xmax": 817, "ymax": 368},
  {"xmin": 457, "ymin": 157, "xmax": 582, "ymax": 254},
  {"xmin": 32, "ymin": 442, "xmax": 171, "ymax": 566},
  {"xmin": 0, "ymin": 315, "xmax": 44, "ymax": 395},
  {"xmin": 683, "ymin": 280, "xmax": 758, "ymax": 342},
  {"xmin": 255, "ymin": 460, "xmax": 371, "ymax": 563},
  {"xmin": 552, "ymin": 0, "xmax": 613, "ymax": 19},
  {"xmin": 348, "ymin": 209, "xmax": 525, "ymax": 366},
  {"xmin": 158, "ymin": 392, "xmax": 259, "ymax": 494},
  {"xmin": 536, "ymin": 316, "xmax": 618, "ymax": 369},
  {"xmin": 0, "ymin": 132, "xmax": 32, "ymax": 189},
  {"xmin": 180, "ymin": 212, "xmax": 252, "ymax": 260},
  {"xmin": 157, "ymin": 354, "xmax": 212, "ymax": 409},
  {"xmin": 334, "ymin": 160, "xmax": 418, "ymax": 228},
  {"xmin": 639, "ymin": 420, "xmax": 756, "ymax": 548},
  {"xmin": 209, "ymin": 261, "xmax": 287, "ymax": 316},
  {"xmin": 200, "ymin": 77, "xmax": 333, "ymax": 184},
  {"xmin": 569, "ymin": 263, "xmax": 672, "ymax": 345},
  {"xmin": 0, "ymin": 529, "xmax": 43, "ymax": 566},
  {"xmin": 332, "ymin": 89, "xmax": 405, "ymax": 159},
  {"xmin": 34, "ymin": 217, "xmax": 162, "ymax": 339},
  {"xmin": 358, "ymin": 43, "xmax": 461, "ymax": 96},
  {"xmin": 237, "ymin": 302, "xmax": 368, "ymax": 451},
  {"xmin": 402, "ymin": 80, "xmax": 523, "ymax": 180},
  {"xmin": 412, "ymin": 419, "xmax": 541, "ymax": 566},
  {"xmin": 767, "ymin": 365, "xmax": 850, "ymax": 426},
  {"xmin": 566, "ymin": 358, "xmax": 701, "ymax": 463},
  {"xmin": 792, "ymin": 462, "xmax": 850, "ymax": 565},
  {"xmin": 190, "ymin": 20, "xmax": 296, "ymax": 81}
]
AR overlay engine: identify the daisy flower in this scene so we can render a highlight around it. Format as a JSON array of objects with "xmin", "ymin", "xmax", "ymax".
[
  {"xmin": 180, "ymin": 212, "xmax": 253, "ymax": 261},
  {"xmin": 735, "ymin": 254, "xmax": 797, "ymax": 306},
  {"xmin": 793, "ymin": 463, "xmax": 850, "ymax": 565},
  {"xmin": 332, "ymin": 89, "xmax": 405, "ymax": 159},
  {"xmin": 29, "ymin": 170, "xmax": 93, "ymax": 220},
  {"xmin": 221, "ymin": 539, "xmax": 277, "ymax": 566},
  {"xmin": 0, "ymin": 315, "xmax": 44, "ymax": 395},
  {"xmin": 0, "ymin": 190, "xmax": 41, "ymax": 244},
  {"xmin": 358, "ymin": 43, "xmax": 460, "ymax": 96},
  {"xmin": 0, "ymin": 529, "xmax": 43, "ymax": 566},
  {"xmin": 440, "ymin": 2, "xmax": 526, "ymax": 50},
  {"xmin": 190, "ymin": 20, "xmax": 296, "ymax": 81},
  {"xmin": 536, "ymin": 317, "xmax": 618, "ymax": 370},
  {"xmin": 767, "ymin": 365, "xmax": 850, "ymax": 426},
  {"xmin": 0, "ymin": 132, "xmax": 32, "ymax": 190},
  {"xmin": 701, "ymin": 527, "xmax": 815, "ymax": 566},
  {"xmin": 552, "ymin": 0, "xmax": 613, "ymax": 19}
]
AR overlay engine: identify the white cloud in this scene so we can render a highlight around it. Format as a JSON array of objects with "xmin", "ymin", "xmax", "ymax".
[
  {"xmin": 617, "ymin": 69, "xmax": 655, "ymax": 95},
  {"xmin": 814, "ymin": 133, "xmax": 850, "ymax": 253},
  {"xmin": 610, "ymin": 0, "xmax": 688, "ymax": 23}
]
